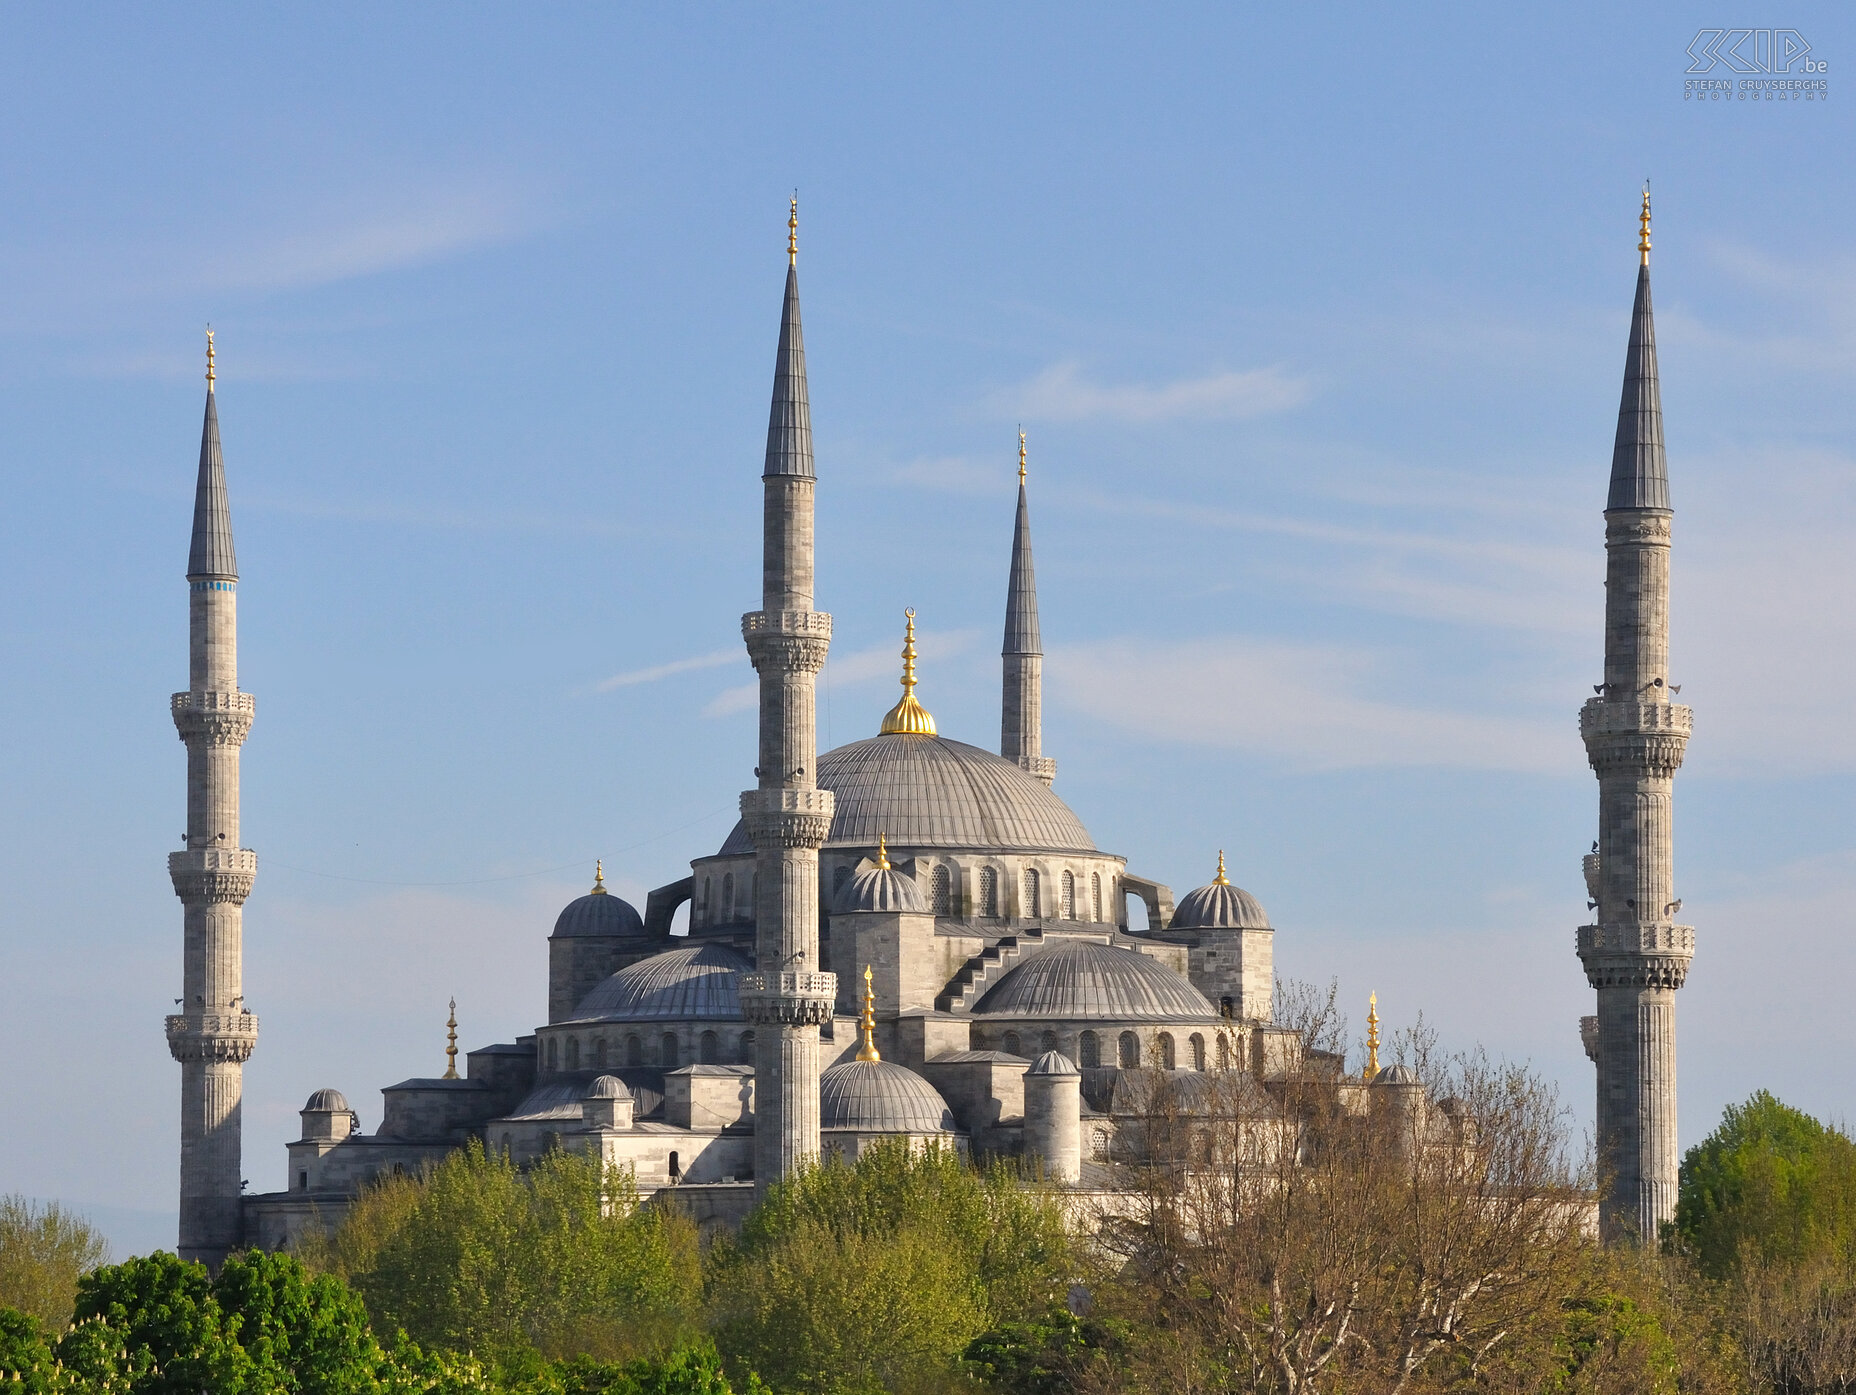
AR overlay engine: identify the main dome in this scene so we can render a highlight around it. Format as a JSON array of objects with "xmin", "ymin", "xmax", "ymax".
[
  {"xmin": 972, "ymin": 940, "xmax": 1219, "ymax": 1021},
  {"xmin": 568, "ymin": 943, "xmax": 750, "ymax": 1023},
  {"xmin": 717, "ymin": 734, "xmax": 1096, "ymax": 856}
]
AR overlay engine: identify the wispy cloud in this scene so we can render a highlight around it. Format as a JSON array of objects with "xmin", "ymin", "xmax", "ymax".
[
  {"xmin": 597, "ymin": 649, "xmax": 741, "ymax": 693},
  {"xmin": 1050, "ymin": 636, "xmax": 1572, "ymax": 773},
  {"xmin": 996, "ymin": 361, "xmax": 1314, "ymax": 423}
]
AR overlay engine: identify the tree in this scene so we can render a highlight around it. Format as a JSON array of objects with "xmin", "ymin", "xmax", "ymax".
[
  {"xmin": 0, "ymin": 1194, "xmax": 110, "ymax": 1333},
  {"xmin": 706, "ymin": 1142, "xmax": 1074, "ymax": 1395}
]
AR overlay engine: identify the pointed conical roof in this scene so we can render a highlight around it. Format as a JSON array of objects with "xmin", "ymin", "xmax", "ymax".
[
  {"xmin": 1607, "ymin": 261, "xmax": 1668, "ymax": 511},
  {"xmin": 187, "ymin": 386, "xmax": 238, "ymax": 579},
  {"xmin": 762, "ymin": 264, "xmax": 814, "ymax": 479},
  {"xmin": 1003, "ymin": 480, "xmax": 1041, "ymax": 656}
]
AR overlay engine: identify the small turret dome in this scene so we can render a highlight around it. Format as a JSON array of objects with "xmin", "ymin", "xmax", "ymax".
[
  {"xmin": 1026, "ymin": 1050, "xmax": 1079, "ymax": 1077},
  {"xmin": 303, "ymin": 1088, "xmax": 350, "ymax": 1112},
  {"xmin": 820, "ymin": 1059, "xmax": 956, "ymax": 1133},
  {"xmin": 586, "ymin": 1075, "xmax": 628, "ymax": 1099},
  {"xmin": 832, "ymin": 834, "xmax": 928, "ymax": 914},
  {"xmin": 1171, "ymin": 851, "xmax": 1271, "ymax": 931},
  {"xmin": 552, "ymin": 862, "xmax": 645, "ymax": 938},
  {"xmin": 1373, "ymin": 1064, "xmax": 1419, "ymax": 1086}
]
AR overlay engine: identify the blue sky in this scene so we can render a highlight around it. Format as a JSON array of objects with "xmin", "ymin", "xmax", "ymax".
[{"xmin": 1, "ymin": 5, "xmax": 1851, "ymax": 1257}]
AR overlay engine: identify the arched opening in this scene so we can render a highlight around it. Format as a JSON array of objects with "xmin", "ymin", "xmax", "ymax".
[
  {"xmin": 833, "ymin": 865, "xmax": 851, "ymax": 899},
  {"xmin": 722, "ymin": 873, "xmax": 735, "ymax": 918},
  {"xmin": 626, "ymin": 1034, "xmax": 643, "ymax": 1067},
  {"xmin": 1002, "ymin": 1031, "xmax": 1022, "ymax": 1057},
  {"xmin": 738, "ymin": 1030, "xmax": 756, "ymax": 1063},
  {"xmin": 1119, "ymin": 1031, "xmax": 1140, "ymax": 1069},
  {"xmin": 931, "ymin": 864, "xmax": 952, "ymax": 915},
  {"xmin": 1091, "ymin": 872, "xmax": 1102, "ymax": 921},
  {"xmin": 298, "ymin": 1170, "xmax": 308, "ymax": 1192},
  {"xmin": 700, "ymin": 1030, "xmax": 720, "ymax": 1064},
  {"xmin": 1061, "ymin": 871, "xmax": 1076, "ymax": 919},
  {"xmin": 1157, "ymin": 1032, "xmax": 1176, "ymax": 1070},
  {"xmin": 594, "ymin": 1037, "xmax": 608, "ymax": 1069},
  {"xmin": 1189, "ymin": 1033, "xmax": 1206, "ymax": 1071},
  {"xmin": 661, "ymin": 1034, "xmax": 679, "ymax": 1068},
  {"xmin": 979, "ymin": 866, "xmax": 999, "ymax": 917},
  {"xmin": 1220, "ymin": 995, "xmax": 1235, "ymax": 1020},
  {"xmin": 1216, "ymin": 1034, "xmax": 1232, "ymax": 1070},
  {"xmin": 1023, "ymin": 868, "xmax": 1041, "ymax": 919},
  {"xmin": 1079, "ymin": 1030, "xmax": 1100, "ymax": 1069},
  {"xmin": 1092, "ymin": 1128, "xmax": 1110, "ymax": 1161},
  {"xmin": 1040, "ymin": 1030, "xmax": 1058, "ymax": 1054},
  {"xmin": 546, "ymin": 1038, "xmax": 559, "ymax": 1072},
  {"xmin": 668, "ymin": 1151, "xmax": 681, "ymax": 1181},
  {"xmin": 566, "ymin": 1036, "xmax": 580, "ymax": 1071},
  {"xmin": 700, "ymin": 876, "xmax": 711, "ymax": 916}
]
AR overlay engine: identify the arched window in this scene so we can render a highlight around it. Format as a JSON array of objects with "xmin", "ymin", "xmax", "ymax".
[
  {"xmin": 1061, "ymin": 871, "xmax": 1076, "ymax": 919},
  {"xmin": 298, "ymin": 1170, "xmax": 308, "ymax": 1192},
  {"xmin": 546, "ymin": 1038, "xmax": 559, "ymax": 1072},
  {"xmin": 1189, "ymin": 1033, "xmax": 1206, "ymax": 1071},
  {"xmin": 1041, "ymin": 1030, "xmax": 1058, "ymax": 1054},
  {"xmin": 1119, "ymin": 1031, "xmax": 1140, "ymax": 1069},
  {"xmin": 932, "ymin": 864, "xmax": 952, "ymax": 915},
  {"xmin": 566, "ymin": 1036, "xmax": 581, "ymax": 1071},
  {"xmin": 700, "ymin": 1030, "xmax": 720, "ymax": 1065},
  {"xmin": 1216, "ymin": 1034, "xmax": 1232, "ymax": 1070},
  {"xmin": 1156, "ymin": 1033, "xmax": 1176, "ymax": 1070},
  {"xmin": 722, "ymin": 873, "xmax": 735, "ymax": 918},
  {"xmin": 1220, "ymin": 995, "xmax": 1235, "ymax": 1020},
  {"xmin": 1003, "ymin": 1031, "xmax": 1022, "ymax": 1057},
  {"xmin": 626, "ymin": 1034, "xmax": 643, "ymax": 1067},
  {"xmin": 594, "ymin": 1037, "xmax": 608, "ymax": 1069},
  {"xmin": 668, "ymin": 1151, "xmax": 681, "ymax": 1180},
  {"xmin": 979, "ymin": 867, "xmax": 999, "ymax": 917},
  {"xmin": 833, "ymin": 865, "xmax": 851, "ymax": 899},
  {"xmin": 1079, "ymin": 1030, "xmax": 1100, "ymax": 1069},
  {"xmin": 1092, "ymin": 873, "xmax": 1102, "ymax": 921},
  {"xmin": 738, "ymin": 1030, "xmax": 756, "ymax": 1063},
  {"xmin": 1092, "ymin": 1128, "xmax": 1110, "ymax": 1161},
  {"xmin": 1024, "ymin": 868, "xmax": 1041, "ymax": 918},
  {"xmin": 661, "ymin": 1034, "xmax": 679, "ymax": 1069},
  {"xmin": 700, "ymin": 877, "xmax": 711, "ymax": 913}
]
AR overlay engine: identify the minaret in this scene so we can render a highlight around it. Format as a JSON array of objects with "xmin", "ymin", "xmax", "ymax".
[
  {"xmin": 737, "ymin": 200, "xmax": 837, "ymax": 1192},
  {"xmin": 166, "ymin": 331, "xmax": 259, "ymax": 1267},
  {"xmin": 1577, "ymin": 188, "xmax": 1694, "ymax": 1243},
  {"xmin": 1002, "ymin": 430, "xmax": 1056, "ymax": 785}
]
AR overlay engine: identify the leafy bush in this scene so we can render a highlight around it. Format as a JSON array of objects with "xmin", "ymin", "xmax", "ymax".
[{"xmin": 0, "ymin": 1195, "xmax": 110, "ymax": 1333}]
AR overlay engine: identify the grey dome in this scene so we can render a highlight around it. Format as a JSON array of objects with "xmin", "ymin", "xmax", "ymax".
[
  {"xmin": 570, "ymin": 943, "xmax": 750, "ymax": 1022},
  {"xmin": 820, "ymin": 1059, "xmax": 956, "ymax": 1133},
  {"xmin": 553, "ymin": 888, "xmax": 645, "ymax": 939},
  {"xmin": 1374, "ymin": 1064, "xmax": 1419, "ymax": 1086},
  {"xmin": 1026, "ymin": 1050, "xmax": 1079, "ymax": 1077},
  {"xmin": 973, "ymin": 941, "xmax": 1219, "ymax": 1022},
  {"xmin": 719, "ymin": 734, "xmax": 1097, "ymax": 856},
  {"xmin": 303, "ymin": 1088, "xmax": 350, "ymax": 1112},
  {"xmin": 1172, "ymin": 881, "xmax": 1270, "ymax": 931},
  {"xmin": 586, "ymin": 1075, "xmax": 628, "ymax": 1099},
  {"xmin": 834, "ymin": 864, "xmax": 927, "ymax": 914}
]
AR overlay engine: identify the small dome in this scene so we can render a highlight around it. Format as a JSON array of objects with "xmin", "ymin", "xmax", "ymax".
[
  {"xmin": 586, "ymin": 1075, "xmax": 628, "ymax": 1099},
  {"xmin": 820, "ymin": 1059, "xmax": 956, "ymax": 1133},
  {"xmin": 570, "ymin": 943, "xmax": 750, "ymax": 1022},
  {"xmin": 1374, "ymin": 1064, "xmax": 1419, "ymax": 1086},
  {"xmin": 972, "ymin": 940, "xmax": 1219, "ymax": 1022},
  {"xmin": 303, "ymin": 1088, "xmax": 350, "ymax": 1112},
  {"xmin": 552, "ymin": 864, "xmax": 646, "ymax": 939},
  {"xmin": 1026, "ymin": 1050, "xmax": 1079, "ymax": 1077},
  {"xmin": 1171, "ymin": 852, "xmax": 1270, "ymax": 930},
  {"xmin": 833, "ymin": 836, "xmax": 928, "ymax": 914}
]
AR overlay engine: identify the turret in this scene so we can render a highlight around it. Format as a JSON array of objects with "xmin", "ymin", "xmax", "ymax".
[{"xmin": 1002, "ymin": 432, "xmax": 1056, "ymax": 785}]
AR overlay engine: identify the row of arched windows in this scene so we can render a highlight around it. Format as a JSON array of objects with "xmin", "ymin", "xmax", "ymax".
[
  {"xmin": 999, "ymin": 1028, "xmax": 1222, "ymax": 1072},
  {"xmin": 820, "ymin": 858, "xmax": 1112, "ymax": 922},
  {"xmin": 697, "ymin": 871, "xmax": 755, "ymax": 924},
  {"xmin": 544, "ymin": 1029, "xmax": 755, "ymax": 1073}
]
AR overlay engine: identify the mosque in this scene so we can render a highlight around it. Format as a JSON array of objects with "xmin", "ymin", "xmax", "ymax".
[{"xmin": 165, "ymin": 196, "xmax": 1690, "ymax": 1262}]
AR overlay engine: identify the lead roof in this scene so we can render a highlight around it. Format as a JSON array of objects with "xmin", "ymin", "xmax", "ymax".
[
  {"xmin": 763, "ymin": 265, "xmax": 814, "ymax": 479},
  {"xmin": 1003, "ymin": 482, "xmax": 1041, "ymax": 655},
  {"xmin": 1608, "ymin": 263, "xmax": 1669, "ymax": 511},
  {"xmin": 188, "ymin": 388, "xmax": 238, "ymax": 580}
]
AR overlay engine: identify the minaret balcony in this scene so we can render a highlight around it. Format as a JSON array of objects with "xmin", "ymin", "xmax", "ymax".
[
  {"xmin": 1576, "ymin": 922, "xmax": 1695, "ymax": 957},
  {"xmin": 739, "ymin": 788, "xmax": 835, "ymax": 848},
  {"xmin": 738, "ymin": 971, "xmax": 837, "ymax": 1026},
  {"xmin": 1578, "ymin": 697, "xmax": 1691, "ymax": 736},
  {"xmin": 171, "ymin": 690, "xmax": 256, "ymax": 745},
  {"xmin": 165, "ymin": 1011, "xmax": 259, "ymax": 1064},
  {"xmin": 742, "ymin": 610, "xmax": 832, "ymax": 675},
  {"xmin": 169, "ymin": 847, "xmax": 258, "ymax": 904}
]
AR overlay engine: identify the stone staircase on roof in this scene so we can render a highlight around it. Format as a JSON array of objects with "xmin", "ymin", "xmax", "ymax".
[{"xmin": 936, "ymin": 927, "xmax": 1046, "ymax": 1013}]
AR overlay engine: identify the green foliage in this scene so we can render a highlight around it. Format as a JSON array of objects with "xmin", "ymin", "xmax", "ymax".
[
  {"xmin": 309, "ymin": 1141, "xmax": 701, "ymax": 1363},
  {"xmin": 0, "ymin": 1195, "xmax": 111, "ymax": 1333},
  {"xmin": 0, "ymin": 1306, "xmax": 60, "ymax": 1393},
  {"xmin": 1674, "ymin": 1089, "xmax": 1856, "ymax": 1277},
  {"xmin": 960, "ymin": 1310, "xmax": 1130, "ymax": 1395},
  {"xmin": 707, "ymin": 1142, "xmax": 1073, "ymax": 1395}
]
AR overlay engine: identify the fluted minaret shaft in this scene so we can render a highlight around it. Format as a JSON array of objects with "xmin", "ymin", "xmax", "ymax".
[
  {"xmin": 739, "ymin": 226, "xmax": 836, "ymax": 1193},
  {"xmin": 1577, "ymin": 212, "xmax": 1693, "ymax": 1244},
  {"xmin": 167, "ymin": 353, "xmax": 258, "ymax": 1268},
  {"xmin": 1002, "ymin": 450, "xmax": 1056, "ymax": 786}
]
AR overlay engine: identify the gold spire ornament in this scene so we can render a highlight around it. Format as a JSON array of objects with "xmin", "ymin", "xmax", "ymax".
[
  {"xmin": 1638, "ymin": 182, "xmax": 1652, "ymax": 266},
  {"xmin": 444, "ymin": 998, "xmax": 459, "ymax": 1079},
  {"xmin": 879, "ymin": 609, "xmax": 937, "ymax": 735},
  {"xmin": 591, "ymin": 860, "xmax": 607, "ymax": 895},
  {"xmin": 1018, "ymin": 428, "xmax": 1028, "ymax": 484},
  {"xmin": 1364, "ymin": 992, "xmax": 1380, "ymax": 1083},
  {"xmin": 876, "ymin": 832, "xmax": 891, "ymax": 871},
  {"xmin": 788, "ymin": 195, "xmax": 798, "ymax": 266},
  {"xmin": 856, "ymin": 965, "xmax": 881, "ymax": 1061},
  {"xmin": 205, "ymin": 328, "xmax": 215, "ymax": 388},
  {"xmin": 1213, "ymin": 850, "xmax": 1230, "ymax": 886}
]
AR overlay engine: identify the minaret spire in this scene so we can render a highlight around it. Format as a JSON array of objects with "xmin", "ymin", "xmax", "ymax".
[
  {"xmin": 168, "ymin": 331, "xmax": 258, "ymax": 1268},
  {"xmin": 1578, "ymin": 189, "xmax": 1693, "ymax": 1243},
  {"xmin": 1002, "ymin": 431, "xmax": 1056, "ymax": 785},
  {"xmin": 738, "ymin": 200, "xmax": 837, "ymax": 1193}
]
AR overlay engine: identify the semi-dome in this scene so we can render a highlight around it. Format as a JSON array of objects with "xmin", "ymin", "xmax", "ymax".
[
  {"xmin": 569, "ymin": 943, "xmax": 750, "ymax": 1023},
  {"xmin": 718, "ymin": 733, "xmax": 1096, "ymax": 856},
  {"xmin": 585, "ymin": 1075, "xmax": 628, "ymax": 1098},
  {"xmin": 1171, "ymin": 852, "xmax": 1270, "ymax": 931},
  {"xmin": 303, "ymin": 1088, "xmax": 350, "ymax": 1112},
  {"xmin": 972, "ymin": 940, "xmax": 1219, "ymax": 1021},
  {"xmin": 553, "ymin": 863, "xmax": 646, "ymax": 939},
  {"xmin": 833, "ymin": 835, "xmax": 928, "ymax": 914},
  {"xmin": 820, "ymin": 1058, "xmax": 956, "ymax": 1133}
]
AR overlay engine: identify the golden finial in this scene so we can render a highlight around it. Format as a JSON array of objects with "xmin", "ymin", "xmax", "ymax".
[
  {"xmin": 879, "ymin": 609, "xmax": 938, "ymax": 735},
  {"xmin": 788, "ymin": 195, "xmax": 798, "ymax": 266},
  {"xmin": 1213, "ymin": 850, "xmax": 1230, "ymax": 886},
  {"xmin": 876, "ymin": 833, "xmax": 891, "ymax": 871},
  {"xmin": 205, "ymin": 328, "xmax": 215, "ymax": 388},
  {"xmin": 1018, "ymin": 428, "xmax": 1027, "ymax": 484},
  {"xmin": 1364, "ymin": 992, "xmax": 1380, "ymax": 1083},
  {"xmin": 591, "ymin": 860, "xmax": 607, "ymax": 895},
  {"xmin": 1638, "ymin": 182, "xmax": 1652, "ymax": 266},
  {"xmin": 856, "ymin": 964, "xmax": 881, "ymax": 1061},
  {"xmin": 443, "ymin": 997, "xmax": 459, "ymax": 1079}
]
